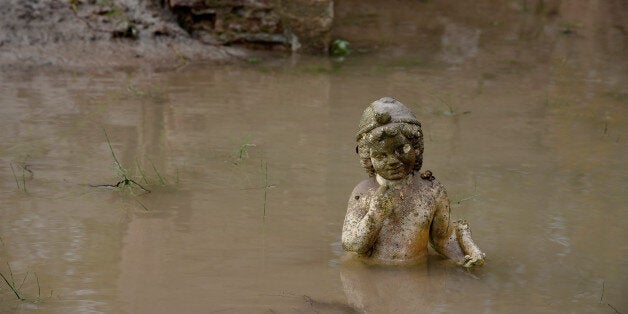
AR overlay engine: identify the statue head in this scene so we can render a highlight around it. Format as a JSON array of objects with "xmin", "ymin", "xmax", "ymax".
[{"xmin": 356, "ymin": 97, "xmax": 424, "ymax": 178}]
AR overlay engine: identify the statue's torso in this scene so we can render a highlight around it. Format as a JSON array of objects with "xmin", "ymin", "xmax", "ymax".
[{"xmin": 357, "ymin": 176, "xmax": 441, "ymax": 261}]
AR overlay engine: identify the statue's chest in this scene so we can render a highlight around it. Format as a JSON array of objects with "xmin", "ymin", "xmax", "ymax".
[{"xmin": 382, "ymin": 194, "xmax": 434, "ymax": 237}]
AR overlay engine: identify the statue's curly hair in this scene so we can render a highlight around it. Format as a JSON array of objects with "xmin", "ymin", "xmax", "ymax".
[{"xmin": 356, "ymin": 122, "xmax": 424, "ymax": 177}]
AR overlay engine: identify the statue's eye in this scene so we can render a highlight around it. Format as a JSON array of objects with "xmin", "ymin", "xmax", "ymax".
[
  {"xmin": 396, "ymin": 144, "xmax": 411, "ymax": 155},
  {"xmin": 372, "ymin": 153, "xmax": 385, "ymax": 160}
]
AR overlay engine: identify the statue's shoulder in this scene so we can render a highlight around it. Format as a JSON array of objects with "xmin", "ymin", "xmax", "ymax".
[
  {"xmin": 416, "ymin": 170, "xmax": 447, "ymax": 196},
  {"xmin": 350, "ymin": 177, "xmax": 378, "ymax": 197}
]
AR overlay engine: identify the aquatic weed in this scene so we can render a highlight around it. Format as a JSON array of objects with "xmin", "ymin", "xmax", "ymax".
[
  {"xmin": 228, "ymin": 141, "xmax": 274, "ymax": 218},
  {"xmin": 136, "ymin": 158, "xmax": 177, "ymax": 186},
  {"xmin": 0, "ymin": 270, "xmax": 53, "ymax": 303},
  {"xmin": 0, "ymin": 261, "xmax": 52, "ymax": 303},
  {"xmin": 92, "ymin": 130, "xmax": 178, "ymax": 193},
  {"xmin": 452, "ymin": 179, "xmax": 480, "ymax": 206},
  {"xmin": 9, "ymin": 158, "xmax": 31, "ymax": 193},
  {"xmin": 90, "ymin": 129, "xmax": 150, "ymax": 193},
  {"xmin": 599, "ymin": 280, "xmax": 621, "ymax": 314},
  {"xmin": 429, "ymin": 94, "xmax": 471, "ymax": 117},
  {"xmin": 0, "ymin": 264, "xmax": 27, "ymax": 301},
  {"xmin": 238, "ymin": 143, "xmax": 256, "ymax": 161},
  {"xmin": 9, "ymin": 163, "xmax": 20, "ymax": 190},
  {"xmin": 148, "ymin": 158, "xmax": 167, "ymax": 186},
  {"xmin": 136, "ymin": 159, "xmax": 150, "ymax": 184},
  {"xmin": 231, "ymin": 136, "xmax": 256, "ymax": 165},
  {"xmin": 452, "ymin": 194, "xmax": 480, "ymax": 206}
]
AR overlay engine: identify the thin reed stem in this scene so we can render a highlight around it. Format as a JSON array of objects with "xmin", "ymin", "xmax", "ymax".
[
  {"xmin": 10, "ymin": 163, "xmax": 20, "ymax": 190},
  {"xmin": 263, "ymin": 161, "xmax": 268, "ymax": 219}
]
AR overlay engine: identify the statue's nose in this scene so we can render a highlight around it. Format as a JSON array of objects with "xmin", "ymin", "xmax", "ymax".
[{"xmin": 386, "ymin": 155, "xmax": 401, "ymax": 166}]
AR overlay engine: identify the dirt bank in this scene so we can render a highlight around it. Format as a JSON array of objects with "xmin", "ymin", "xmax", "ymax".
[
  {"xmin": 0, "ymin": 0, "xmax": 335, "ymax": 69},
  {"xmin": 0, "ymin": 1, "xmax": 255, "ymax": 68}
]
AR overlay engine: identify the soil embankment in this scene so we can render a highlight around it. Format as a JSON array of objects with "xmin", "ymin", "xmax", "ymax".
[
  {"xmin": 0, "ymin": 0, "xmax": 227, "ymax": 68},
  {"xmin": 0, "ymin": 0, "xmax": 333, "ymax": 68}
]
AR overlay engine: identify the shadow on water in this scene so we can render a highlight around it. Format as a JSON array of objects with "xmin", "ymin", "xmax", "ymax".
[{"xmin": 1, "ymin": 0, "xmax": 627, "ymax": 312}]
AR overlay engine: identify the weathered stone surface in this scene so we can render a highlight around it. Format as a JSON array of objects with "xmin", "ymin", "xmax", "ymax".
[{"xmin": 342, "ymin": 97, "xmax": 485, "ymax": 267}]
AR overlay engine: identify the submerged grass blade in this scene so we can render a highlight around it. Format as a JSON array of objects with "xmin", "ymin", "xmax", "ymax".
[
  {"xmin": 0, "ymin": 244, "xmax": 51, "ymax": 302},
  {"xmin": 22, "ymin": 165, "xmax": 27, "ymax": 193},
  {"xmin": 1, "ymin": 262, "xmax": 25, "ymax": 300},
  {"xmin": 10, "ymin": 163, "xmax": 20, "ymax": 190},
  {"xmin": 7, "ymin": 262, "xmax": 16, "ymax": 287},
  {"xmin": 103, "ymin": 129, "xmax": 126, "ymax": 177},
  {"xmin": 136, "ymin": 199, "xmax": 149, "ymax": 211},
  {"xmin": 35, "ymin": 273, "xmax": 41, "ymax": 298},
  {"xmin": 454, "ymin": 194, "xmax": 480, "ymax": 205},
  {"xmin": 0, "ymin": 271, "xmax": 23, "ymax": 300},
  {"xmin": 136, "ymin": 159, "xmax": 150, "ymax": 184},
  {"xmin": 263, "ymin": 161, "xmax": 268, "ymax": 219},
  {"xmin": 239, "ymin": 143, "xmax": 255, "ymax": 160},
  {"xmin": 18, "ymin": 272, "xmax": 28, "ymax": 290},
  {"xmin": 149, "ymin": 159, "xmax": 166, "ymax": 185},
  {"xmin": 129, "ymin": 179, "xmax": 150, "ymax": 193}
]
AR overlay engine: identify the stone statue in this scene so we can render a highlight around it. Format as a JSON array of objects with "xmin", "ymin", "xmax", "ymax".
[{"xmin": 342, "ymin": 97, "xmax": 485, "ymax": 267}]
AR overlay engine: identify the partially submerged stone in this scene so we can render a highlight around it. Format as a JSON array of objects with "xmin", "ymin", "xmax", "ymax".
[{"xmin": 342, "ymin": 97, "xmax": 485, "ymax": 267}]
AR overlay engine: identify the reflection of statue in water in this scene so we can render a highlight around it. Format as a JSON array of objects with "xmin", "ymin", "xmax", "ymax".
[
  {"xmin": 342, "ymin": 97, "xmax": 485, "ymax": 267},
  {"xmin": 339, "ymin": 257, "xmax": 448, "ymax": 312}
]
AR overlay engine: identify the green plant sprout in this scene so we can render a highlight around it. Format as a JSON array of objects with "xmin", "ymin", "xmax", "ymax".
[{"xmin": 330, "ymin": 39, "xmax": 351, "ymax": 57}]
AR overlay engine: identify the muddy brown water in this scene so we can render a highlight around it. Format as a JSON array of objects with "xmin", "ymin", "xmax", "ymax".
[{"xmin": 1, "ymin": 2, "xmax": 627, "ymax": 313}]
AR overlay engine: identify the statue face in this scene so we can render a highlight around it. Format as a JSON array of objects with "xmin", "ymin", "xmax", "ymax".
[{"xmin": 369, "ymin": 133, "xmax": 416, "ymax": 181}]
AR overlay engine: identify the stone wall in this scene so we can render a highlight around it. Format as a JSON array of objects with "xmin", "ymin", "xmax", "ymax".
[{"xmin": 167, "ymin": 0, "xmax": 333, "ymax": 53}]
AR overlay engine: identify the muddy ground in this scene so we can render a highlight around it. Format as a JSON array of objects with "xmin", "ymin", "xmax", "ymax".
[{"xmin": 0, "ymin": 0, "xmax": 255, "ymax": 69}]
